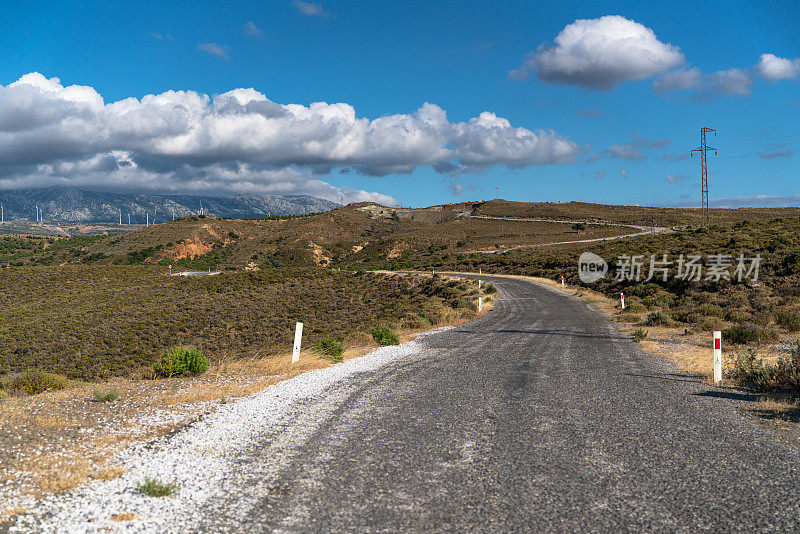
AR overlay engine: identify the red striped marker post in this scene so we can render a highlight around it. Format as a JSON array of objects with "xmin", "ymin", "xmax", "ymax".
[
  {"xmin": 620, "ymin": 292, "xmax": 625, "ymax": 310},
  {"xmin": 713, "ymin": 331, "xmax": 722, "ymax": 383}
]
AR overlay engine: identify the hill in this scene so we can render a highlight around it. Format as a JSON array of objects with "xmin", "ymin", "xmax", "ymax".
[
  {"xmin": 3, "ymin": 198, "xmax": 799, "ymax": 272},
  {"xmin": 472, "ymin": 200, "xmax": 800, "ymax": 226},
  {"xmin": 0, "ymin": 187, "xmax": 340, "ymax": 223}
]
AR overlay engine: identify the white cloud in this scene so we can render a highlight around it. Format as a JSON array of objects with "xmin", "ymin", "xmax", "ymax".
[
  {"xmin": 591, "ymin": 135, "xmax": 670, "ymax": 161},
  {"xmin": 0, "ymin": 72, "xmax": 582, "ymax": 201},
  {"xmin": 665, "ymin": 174, "xmax": 690, "ymax": 183},
  {"xmin": 512, "ymin": 15, "xmax": 684, "ymax": 90},
  {"xmin": 198, "ymin": 43, "xmax": 229, "ymax": 59},
  {"xmin": 756, "ymin": 53, "xmax": 800, "ymax": 82},
  {"xmin": 654, "ymin": 53, "xmax": 800, "ymax": 99},
  {"xmin": 654, "ymin": 66, "xmax": 752, "ymax": 96},
  {"xmin": 293, "ymin": 1, "xmax": 326, "ymax": 16},
  {"xmin": 243, "ymin": 22, "xmax": 263, "ymax": 36},
  {"xmin": 620, "ymin": 168, "xmax": 629, "ymax": 178},
  {"xmin": 653, "ymin": 67, "xmax": 702, "ymax": 91}
]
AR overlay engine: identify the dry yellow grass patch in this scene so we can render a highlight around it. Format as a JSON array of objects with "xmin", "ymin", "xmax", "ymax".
[
  {"xmin": 33, "ymin": 457, "xmax": 92, "ymax": 494},
  {"xmin": 94, "ymin": 465, "xmax": 125, "ymax": 481},
  {"xmin": 110, "ymin": 512, "xmax": 136, "ymax": 522},
  {"xmin": 0, "ymin": 507, "xmax": 27, "ymax": 523}
]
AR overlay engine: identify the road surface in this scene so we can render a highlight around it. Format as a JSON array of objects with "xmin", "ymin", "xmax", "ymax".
[
  {"xmin": 464, "ymin": 215, "xmax": 670, "ymax": 253},
  {"xmin": 195, "ymin": 275, "xmax": 799, "ymax": 532}
]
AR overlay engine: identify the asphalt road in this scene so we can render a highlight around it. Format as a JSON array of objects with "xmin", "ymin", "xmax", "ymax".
[{"xmin": 198, "ymin": 275, "xmax": 800, "ymax": 532}]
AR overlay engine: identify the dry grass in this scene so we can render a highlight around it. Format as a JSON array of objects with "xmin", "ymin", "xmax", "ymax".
[
  {"xmin": 95, "ymin": 465, "xmax": 126, "ymax": 481},
  {"xmin": 0, "ymin": 507, "xmax": 27, "ymax": 524},
  {"xmin": 110, "ymin": 512, "xmax": 137, "ymax": 522}
]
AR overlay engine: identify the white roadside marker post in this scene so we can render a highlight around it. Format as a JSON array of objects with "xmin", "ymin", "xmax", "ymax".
[
  {"xmin": 713, "ymin": 331, "xmax": 722, "ymax": 384},
  {"xmin": 478, "ymin": 279, "xmax": 482, "ymax": 289},
  {"xmin": 478, "ymin": 296, "xmax": 483, "ymax": 312},
  {"xmin": 561, "ymin": 276, "xmax": 565, "ymax": 287},
  {"xmin": 292, "ymin": 322, "xmax": 304, "ymax": 364},
  {"xmin": 620, "ymin": 292, "xmax": 625, "ymax": 310},
  {"xmin": 169, "ymin": 264, "xmax": 172, "ymax": 276}
]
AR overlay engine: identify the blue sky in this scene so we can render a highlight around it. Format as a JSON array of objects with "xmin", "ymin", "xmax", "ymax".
[{"xmin": 0, "ymin": 0, "xmax": 797, "ymax": 207}]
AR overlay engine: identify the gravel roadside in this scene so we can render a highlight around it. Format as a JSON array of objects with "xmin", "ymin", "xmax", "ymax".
[{"xmin": 7, "ymin": 328, "xmax": 451, "ymax": 533}]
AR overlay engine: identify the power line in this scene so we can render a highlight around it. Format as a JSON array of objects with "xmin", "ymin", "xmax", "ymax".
[
  {"xmin": 719, "ymin": 132, "xmax": 800, "ymax": 142},
  {"xmin": 716, "ymin": 138, "xmax": 800, "ymax": 159}
]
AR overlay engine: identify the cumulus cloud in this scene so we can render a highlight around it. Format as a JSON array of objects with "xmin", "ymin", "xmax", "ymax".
[
  {"xmin": 756, "ymin": 53, "xmax": 800, "ymax": 82},
  {"xmin": 293, "ymin": 1, "xmax": 326, "ymax": 16},
  {"xmin": 655, "ymin": 53, "xmax": 800, "ymax": 99},
  {"xmin": 654, "ymin": 66, "xmax": 752, "ymax": 96},
  {"xmin": 511, "ymin": 16, "xmax": 684, "ymax": 90},
  {"xmin": 0, "ymin": 72, "xmax": 582, "ymax": 202},
  {"xmin": 243, "ymin": 22, "xmax": 263, "ymax": 36},
  {"xmin": 198, "ymin": 43, "xmax": 229, "ymax": 59}
]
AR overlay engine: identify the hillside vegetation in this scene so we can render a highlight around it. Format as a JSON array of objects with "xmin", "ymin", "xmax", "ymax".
[
  {"xmin": 379, "ymin": 217, "xmax": 800, "ymax": 351},
  {"xmin": 0, "ymin": 266, "xmax": 481, "ymax": 382}
]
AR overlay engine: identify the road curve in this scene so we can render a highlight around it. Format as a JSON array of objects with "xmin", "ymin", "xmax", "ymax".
[
  {"xmin": 196, "ymin": 275, "xmax": 799, "ymax": 532},
  {"xmin": 464, "ymin": 215, "xmax": 670, "ymax": 253}
]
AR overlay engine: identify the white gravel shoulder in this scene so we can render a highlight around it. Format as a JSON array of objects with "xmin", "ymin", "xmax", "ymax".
[{"xmin": 11, "ymin": 327, "xmax": 450, "ymax": 533}]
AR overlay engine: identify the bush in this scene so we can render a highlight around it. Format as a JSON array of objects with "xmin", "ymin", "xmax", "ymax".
[
  {"xmin": 723, "ymin": 323, "xmax": 779, "ymax": 345},
  {"xmin": 632, "ymin": 328, "xmax": 648, "ymax": 343},
  {"xmin": 137, "ymin": 478, "xmax": 178, "ymax": 497},
  {"xmin": 726, "ymin": 344, "xmax": 800, "ymax": 392},
  {"xmin": 371, "ymin": 325, "xmax": 399, "ymax": 346},
  {"xmin": 5, "ymin": 370, "xmax": 71, "ymax": 395},
  {"xmin": 315, "ymin": 335, "xmax": 344, "ymax": 362},
  {"xmin": 484, "ymin": 283, "xmax": 497, "ymax": 294},
  {"xmin": 776, "ymin": 311, "xmax": 800, "ymax": 332},
  {"xmin": 644, "ymin": 311, "xmax": 671, "ymax": 326},
  {"xmin": 153, "ymin": 347, "xmax": 209, "ymax": 378},
  {"xmin": 621, "ymin": 302, "xmax": 647, "ymax": 314},
  {"xmin": 93, "ymin": 388, "xmax": 119, "ymax": 402}
]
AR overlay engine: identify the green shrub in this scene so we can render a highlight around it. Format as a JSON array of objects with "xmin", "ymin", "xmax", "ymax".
[
  {"xmin": 726, "ymin": 344, "xmax": 800, "ymax": 392},
  {"xmin": 632, "ymin": 328, "xmax": 648, "ymax": 342},
  {"xmin": 483, "ymin": 283, "xmax": 497, "ymax": 294},
  {"xmin": 621, "ymin": 302, "xmax": 647, "ymax": 314},
  {"xmin": 93, "ymin": 388, "xmax": 119, "ymax": 402},
  {"xmin": 776, "ymin": 311, "xmax": 800, "ymax": 332},
  {"xmin": 315, "ymin": 335, "xmax": 344, "ymax": 362},
  {"xmin": 137, "ymin": 478, "xmax": 178, "ymax": 497},
  {"xmin": 6, "ymin": 370, "xmax": 71, "ymax": 395},
  {"xmin": 645, "ymin": 311, "xmax": 671, "ymax": 326},
  {"xmin": 153, "ymin": 347, "xmax": 209, "ymax": 378},
  {"xmin": 723, "ymin": 323, "xmax": 779, "ymax": 345},
  {"xmin": 371, "ymin": 325, "xmax": 399, "ymax": 346}
]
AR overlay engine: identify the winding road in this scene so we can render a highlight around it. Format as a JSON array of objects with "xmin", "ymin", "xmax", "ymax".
[
  {"xmin": 195, "ymin": 275, "xmax": 799, "ymax": 532},
  {"xmin": 463, "ymin": 215, "xmax": 670, "ymax": 253}
]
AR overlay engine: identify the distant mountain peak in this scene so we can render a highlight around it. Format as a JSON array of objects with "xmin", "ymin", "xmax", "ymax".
[{"xmin": 0, "ymin": 188, "xmax": 341, "ymax": 223}]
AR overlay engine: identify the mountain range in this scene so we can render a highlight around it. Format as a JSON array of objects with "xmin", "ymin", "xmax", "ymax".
[{"xmin": 0, "ymin": 188, "xmax": 341, "ymax": 223}]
